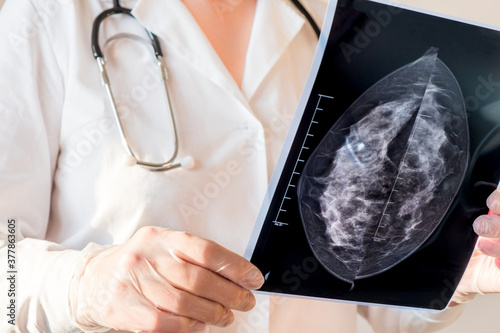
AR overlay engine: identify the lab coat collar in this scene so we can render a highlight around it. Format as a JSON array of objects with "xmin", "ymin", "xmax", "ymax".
[
  {"xmin": 132, "ymin": 0, "xmax": 249, "ymax": 108},
  {"xmin": 242, "ymin": 0, "xmax": 306, "ymax": 100},
  {"xmin": 132, "ymin": 0, "xmax": 306, "ymax": 104}
]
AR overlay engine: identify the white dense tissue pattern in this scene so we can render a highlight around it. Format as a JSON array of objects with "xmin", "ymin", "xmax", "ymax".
[
  {"xmin": 321, "ymin": 100, "xmax": 417, "ymax": 247},
  {"xmin": 298, "ymin": 48, "xmax": 468, "ymax": 284}
]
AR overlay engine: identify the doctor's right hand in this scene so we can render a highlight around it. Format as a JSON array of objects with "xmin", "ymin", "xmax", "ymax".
[{"xmin": 68, "ymin": 227, "xmax": 265, "ymax": 332}]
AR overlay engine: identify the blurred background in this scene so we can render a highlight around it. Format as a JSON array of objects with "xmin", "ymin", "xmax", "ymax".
[{"xmin": 0, "ymin": 0, "xmax": 498, "ymax": 332}]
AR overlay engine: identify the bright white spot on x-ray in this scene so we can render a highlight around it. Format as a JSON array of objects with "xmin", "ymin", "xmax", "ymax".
[{"xmin": 297, "ymin": 48, "xmax": 468, "ymax": 284}]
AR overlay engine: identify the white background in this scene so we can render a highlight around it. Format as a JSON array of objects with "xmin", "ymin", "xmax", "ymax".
[{"xmin": 0, "ymin": 0, "xmax": 498, "ymax": 332}]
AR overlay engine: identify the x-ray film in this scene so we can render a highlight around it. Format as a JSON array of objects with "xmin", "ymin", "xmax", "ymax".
[
  {"xmin": 246, "ymin": 0, "xmax": 500, "ymax": 310},
  {"xmin": 297, "ymin": 47, "xmax": 469, "ymax": 284}
]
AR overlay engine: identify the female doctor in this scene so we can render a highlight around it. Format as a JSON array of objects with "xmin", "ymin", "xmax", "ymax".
[{"xmin": 0, "ymin": 0, "xmax": 499, "ymax": 332}]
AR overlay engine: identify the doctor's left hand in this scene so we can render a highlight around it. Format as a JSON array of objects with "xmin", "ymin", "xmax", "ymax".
[
  {"xmin": 452, "ymin": 189, "xmax": 500, "ymax": 305},
  {"xmin": 69, "ymin": 227, "xmax": 265, "ymax": 333}
]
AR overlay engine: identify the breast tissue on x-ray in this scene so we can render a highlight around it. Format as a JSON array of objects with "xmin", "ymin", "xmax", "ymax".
[{"xmin": 297, "ymin": 48, "xmax": 469, "ymax": 284}]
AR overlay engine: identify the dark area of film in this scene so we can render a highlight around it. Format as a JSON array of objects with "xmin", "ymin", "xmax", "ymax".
[{"xmin": 250, "ymin": 0, "xmax": 500, "ymax": 309}]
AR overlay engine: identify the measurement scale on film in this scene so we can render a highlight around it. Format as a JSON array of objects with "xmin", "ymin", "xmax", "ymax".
[{"xmin": 273, "ymin": 94, "xmax": 334, "ymax": 227}]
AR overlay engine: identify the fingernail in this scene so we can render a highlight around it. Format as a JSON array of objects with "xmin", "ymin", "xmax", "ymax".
[
  {"xmin": 244, "ymin": 269, "xmax": 265, "ymax": 289},
  {"xmin": 487, "ymin": 194, "xmax": 493, "ymax": 208},
  {"xmin": 193, "ymin": 321, "xmax": 208, "ymax": 332},
  {"xmin": 241, "ymin": 292, "xmax": 256, "ymax": 311},
  {"xmin": 473, "ymin": 216, "xmax": 485, "ymax": 235},
  {"xmin": 221, "ymin": 308, "xmax": 234, "ymax": 327},
  {"xmin": 487, "ymin": 190, "xmax": 500, "ymax": 211}
]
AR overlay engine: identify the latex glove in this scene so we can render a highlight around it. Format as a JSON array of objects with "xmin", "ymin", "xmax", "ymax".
[
  {"xmin": 69, "ymin": 227, "xmax": 265, "ymax": 332},
  {"xmin": 452, "ymin": 189, "xmax": 500, "ymax": 305}
]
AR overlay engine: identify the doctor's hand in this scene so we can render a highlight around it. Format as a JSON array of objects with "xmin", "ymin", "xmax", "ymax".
[
  {"xmin": 69, "ymin": 227, "xmax": 264, "ymax": 332},
  {"xmin": 452, "ymin": 189, "xmax": 500, "ymax": 305}
]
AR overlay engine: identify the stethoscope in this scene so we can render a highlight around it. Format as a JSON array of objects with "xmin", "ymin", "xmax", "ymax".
[{"xmin": 91, "ymin": 0, "xmax": 320, "ymax": 172}]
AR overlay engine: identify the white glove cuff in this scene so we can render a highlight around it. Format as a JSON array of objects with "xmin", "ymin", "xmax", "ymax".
[{"xmin": 69, "ymin": 243, "xmax": 116, "ymax": 332}]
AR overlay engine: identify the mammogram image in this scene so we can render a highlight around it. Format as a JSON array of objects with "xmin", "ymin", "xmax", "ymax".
[{"xmin": 297, "ymin": 48, "xmax": 469, "ymax": 284}]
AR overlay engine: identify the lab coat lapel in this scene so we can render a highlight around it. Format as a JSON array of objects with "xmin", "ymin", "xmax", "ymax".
[
  {"xmin": 131, "ymin": 0, "xmax": 250, "ymax": 109},
  {"xmin": 242, "ymin": 0, "xmax": 306, "ymax": 101}
]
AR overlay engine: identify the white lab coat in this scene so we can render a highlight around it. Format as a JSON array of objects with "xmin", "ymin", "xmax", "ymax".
[{"xmin": 0, "ymin": 0, "xmax": 463, "ymax": 332}]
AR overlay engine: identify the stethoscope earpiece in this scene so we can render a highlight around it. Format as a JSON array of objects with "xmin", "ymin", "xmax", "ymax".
[{"xmin": 180, "ymin": 156, "xmax": 195, "ymax": 170}]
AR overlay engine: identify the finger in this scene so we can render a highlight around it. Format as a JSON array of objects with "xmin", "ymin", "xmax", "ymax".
[
  {"xmin": 155, "ymin": 255, "xmax": 256, "ymax": 311},
  {"xmin": 473, "ymin": 215, "xmax": 500, "ymax": 238},
  {"xmin": 131, "ymin": 227, "xmax": 264, "ymax": 290},
  {"xmin": 487, "ymin": 189, "xmax": 500, "ymax": 214},
  {"xmin": 143, "ymin": 310, "xmax": 208, "ymax": 333},
  {"xmin": 140, "ymin": 277, "xmax": 235, "ymax": 327},
  {"xmin": 114, "ymin": 307, "xmax": 207, "ymax": 333},
  {"xmin": 477, "ymin": 238, "xmax": 500, "ymax": 258},
  {"xmin": 165, "ymin": 231, "xmax": 265, "ymax": 290}
]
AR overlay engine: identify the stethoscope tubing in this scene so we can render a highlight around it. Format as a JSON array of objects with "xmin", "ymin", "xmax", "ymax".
[{"xmin": 91, "ymin": 0, "xmax": 320, "ymax": 172}]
